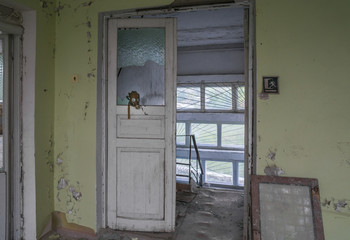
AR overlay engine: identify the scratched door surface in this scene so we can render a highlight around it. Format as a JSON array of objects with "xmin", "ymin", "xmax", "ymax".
[{"xmin": 107, "ymin": 18, "xmax": 177, "ymax": 232}]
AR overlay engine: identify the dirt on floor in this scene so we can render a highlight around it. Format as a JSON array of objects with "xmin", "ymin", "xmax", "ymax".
[{"xmin": 43, "ymin": 187, "xmax": 244, "ymax": 240}]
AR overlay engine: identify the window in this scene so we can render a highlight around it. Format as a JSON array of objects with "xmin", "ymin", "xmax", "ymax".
[
  {"xmin": 177, "ymin": 122, "xmax": 244, "ymax": 150},
  {"xmin": 176, "ymin": 80, "xmax": 245, "ymax": 187},
  {"xmin": 206, "ymin": 160, "xmax": 233, "ymax": 185},
  {"xmin": 177, "ymin": 86, "xmax": 201, "ymax": 110},
  {"xmin": 177, "ymin": 83, "xmax": 245, "ymax": 112},
  {"xmin": 205, "ymin": 86, "xmax": 232, "ymax": 110},
  {"xmin": 190, "ymin": 123, "xmax": 217, "ymax": 146},
  {"xmin": 221, "ymin": 124, "xmax": 244, "ymax": 148}
]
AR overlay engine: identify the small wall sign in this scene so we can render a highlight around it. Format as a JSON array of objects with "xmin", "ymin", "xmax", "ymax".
[{"xmin": 263, "ymin": 77, "xmax": 279, "ymax": 94}]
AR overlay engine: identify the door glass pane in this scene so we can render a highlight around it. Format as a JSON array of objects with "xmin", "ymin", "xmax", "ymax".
[
  {"xmin": 205, "ymin": 86, "xmax": 232, "ymax": 110},
  {"xmin": 191, "ymin": 123, "xmax": 217, "ymax": 146},
  {"xmin": 205, "ymin": 160, "xmax": 233, "ymax": 185},
  {"xmin": 177, "ymin": 87, "xmax": 201, "ymax": 110},
  {"xmin": 0, "ymin": 39, "xmax": 3, "ymax": 171},
  {"xmin": 117, "ymin": 28, "xmax": 165, "ymax": 106},
  {"xmin": 221, "ymin": 124, "xmax": 244, "ymax": 149}
]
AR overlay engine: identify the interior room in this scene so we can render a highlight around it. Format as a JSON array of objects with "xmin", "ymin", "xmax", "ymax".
[{"xmin": 0, "ymin": 0, "xmax": 349, "ymax": 239}]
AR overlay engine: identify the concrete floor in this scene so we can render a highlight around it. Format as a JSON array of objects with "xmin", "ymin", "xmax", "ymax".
[{"xmin": 44, "ymin": 187, "xmax": 244, "ymax": 240}]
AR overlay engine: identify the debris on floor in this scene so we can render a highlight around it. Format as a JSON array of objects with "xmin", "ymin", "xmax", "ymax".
[{"xmin": 41, "ymin": 188, "xmax": 244, "ymax": 240}]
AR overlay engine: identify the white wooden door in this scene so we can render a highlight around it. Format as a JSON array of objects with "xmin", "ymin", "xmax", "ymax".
[{"xmin": 107, "ymin": 18, "xmax": 176, "ymax": 232}]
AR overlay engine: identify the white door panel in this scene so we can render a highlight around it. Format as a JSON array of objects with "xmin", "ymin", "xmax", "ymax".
[
  {"xmin": 117, "ymin": 115, "xmax": 165, "ymax": 139},
  {"xmin": 116, "ymin": 148, "xmax": 164, "ymax": 220},
  {"xmin": 107, "ymin": 18, "xmax": 176, "ymax": 232}
]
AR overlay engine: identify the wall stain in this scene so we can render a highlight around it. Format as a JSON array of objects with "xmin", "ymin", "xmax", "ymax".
[
  {"xmin": 267, "ymin": 149, "xmax": 277, "ymax": 161},
  {"xmin": 264, "ymin": 164, "xmax": 285, "ymax": 176},
  {"xmin": 322, "ymin": 198, "xmax": 350, "ymax": 213},
  {"xmin": 46, "ymin": 132, "xmax": 54, "ymax": 172},
  {"xmin": 84, "ymin": 101, "xmax": 89, "ymax": 120},
  {"xmin": 40, "ymin": 0, "xmax": 55, "ymax": 17},
  {"xmin": 57, "ymin": 177, "xmax": 68, "ymax": 190},
  {"xmin": 337, "ymin": 142, "xmax": 350, "ymax": 168},
  {"xmin": 75, "ymin": 17, "xmax": 92, "ymax": 29},
  {"xmin": 74, "ymin": 0, "xmax": 96, "ymax": 11},
  {"xmin": 259, "ymin": 92, "xmax": 269, "ymax": 100}
]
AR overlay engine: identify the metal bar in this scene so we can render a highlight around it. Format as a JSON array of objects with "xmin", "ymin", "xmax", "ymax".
[
  {"xmin": 176, "ymin": 163, "xmax": 190, "ymax": 166},
  {"xmin": 176, "ymin": 174, "xmax": 190, "ymax": 177},
  {"xmin": 189, "ymin": 136, "xmax": 192, "ymax": 184},
  {"xmin": 191, "ymin": 135, "xmax": 203, "ymax": 173}
]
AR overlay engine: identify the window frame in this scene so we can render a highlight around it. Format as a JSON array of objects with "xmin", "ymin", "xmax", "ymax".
[
  {"xmin": 177, "ymin": 82, "xmax": 245, "ymax": 113},
  {"xmin": 176, "ymin": 121, "xmax": 244, "ymax": 151}
]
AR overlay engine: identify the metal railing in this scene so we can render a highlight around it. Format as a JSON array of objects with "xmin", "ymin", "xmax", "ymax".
[{"xmin": 176, "ymin": 135, "xmax": 203, "ymax": 186}]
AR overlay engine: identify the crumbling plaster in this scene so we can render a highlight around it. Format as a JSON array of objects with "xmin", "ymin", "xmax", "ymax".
[{"xmin": 256, "ymin": 0, "xmax": 350, "ymax": 239}]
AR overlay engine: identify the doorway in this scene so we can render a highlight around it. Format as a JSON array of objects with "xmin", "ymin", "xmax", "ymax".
[{"xmin": 97, "ymin": 1, "xmax": 254, "ymax": 238}]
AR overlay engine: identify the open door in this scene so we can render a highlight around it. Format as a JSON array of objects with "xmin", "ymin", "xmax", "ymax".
[{"xmin": 107, "ymin": 18, "xmax": 177, "ymax": 232}]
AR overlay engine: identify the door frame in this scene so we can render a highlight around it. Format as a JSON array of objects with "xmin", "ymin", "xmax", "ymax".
[
  {"xmin": 97, "ymin": 1, "xmax": 256, "ymax": 238},
  {"xmin": 0, "ymin": 2, "xmax": 37, "ymax": 238}
]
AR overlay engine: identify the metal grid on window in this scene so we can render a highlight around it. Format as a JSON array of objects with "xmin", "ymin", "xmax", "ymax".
[{"xmin": 177, "ymin": 82, "xmax": 245, "ymax": 112}]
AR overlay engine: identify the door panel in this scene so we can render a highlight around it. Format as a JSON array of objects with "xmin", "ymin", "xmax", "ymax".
[
  {"xmin": 107, "ymin": 18, "xmax": 176, "ymax": 232},
  {"xmin": 116, "ymin": 148, "xmax": 164, "ymax": 220},
  {"xmin": 117, "ymin": 115, "xmax": 165, "ymax": 139}
]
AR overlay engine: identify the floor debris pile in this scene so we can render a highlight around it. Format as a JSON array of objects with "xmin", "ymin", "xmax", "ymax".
[{"xmin": 42, "ymin": 188, "xmax": 244, "ymax": 240}]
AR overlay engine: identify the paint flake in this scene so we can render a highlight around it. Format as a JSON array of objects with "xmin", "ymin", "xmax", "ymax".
[{"xmin": 57, "ymin": 177, "xmax": 68, "ymax": 190}]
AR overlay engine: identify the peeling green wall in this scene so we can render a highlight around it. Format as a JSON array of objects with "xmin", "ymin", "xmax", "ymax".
[
  {"xmin": 11, "ymin": 0, "xmax": 350, "ymax": 237},
  {"xmin": 53, "ymin": 0, "xmax": 173, "ymax": 231},
  {"xmin": 256, "ymin": 0, "xmax": 350, "ymax": 238}
]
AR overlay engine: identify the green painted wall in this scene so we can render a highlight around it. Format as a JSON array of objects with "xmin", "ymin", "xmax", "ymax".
[
  {"xmin": 53, "ymin": 0, "xmax": 173, "ymax": 231},
  {"xmin": 11, "ymin": 0, "xmax": 350, "ymax": 238},
  {"xmin": 12, "ymin": 0, "xmax": 57, "ymax": 235},
  {"xmin": 256, "ymin": 0, "xmax": 350, "ymax": 239}
]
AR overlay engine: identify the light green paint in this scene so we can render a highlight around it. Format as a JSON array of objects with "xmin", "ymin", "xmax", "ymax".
[
  {"xmin": 53, "ymin": 0, "xmax": 173, "ymax": 232},
  {"xmin": 9, "ymin": 0, "xmax": 350, "ymax": 238},
  {"xmin": 256, "ymin": 0, "xmax": 350, "ymax": 239}
]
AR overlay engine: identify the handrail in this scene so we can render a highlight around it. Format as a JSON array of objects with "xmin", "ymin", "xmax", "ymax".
[
  {"xmin": 176, "ymin": 134, "xmax": 203, "ymax": 186},
  {"xmin": 190, "ymin": 135, "xmax": 203, "ymax": 174}
]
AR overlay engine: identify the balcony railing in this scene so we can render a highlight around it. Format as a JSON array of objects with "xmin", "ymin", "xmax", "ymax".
[{"xmin": 176, "ymin": 135, "xmax": 203, "ymax": 186}]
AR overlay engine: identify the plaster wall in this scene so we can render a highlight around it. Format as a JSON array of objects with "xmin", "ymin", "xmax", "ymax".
[{"xmin": 256, "ymin": 0, "xmax": 350, "ymax": 239}]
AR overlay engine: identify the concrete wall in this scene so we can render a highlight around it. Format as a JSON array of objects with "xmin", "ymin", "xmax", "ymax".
[{"xmin": 256, "ymin": 0, "xmax": 350, "ymax": 239}]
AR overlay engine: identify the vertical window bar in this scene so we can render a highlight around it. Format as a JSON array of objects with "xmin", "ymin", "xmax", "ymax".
[
  {"xmin": 185, "ymin": 122, "xmax": 190, "ymax": 147},
  {"xmin": 232, "ymin": 161, "xmax": 239, "ymax": 186},
  {"xmin": 200, "ymin": 81, "xmax": 205, "ymax": 112},
  {"xmin": 232, "ymin": 84, "xmax": 236, "ymax": 111},
  {"xmin": 217, "ymin": 123, "xmax": 222, "ymax": 148}
]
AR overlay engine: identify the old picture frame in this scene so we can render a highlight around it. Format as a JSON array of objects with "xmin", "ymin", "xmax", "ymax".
[{"xmin": 251, "ymin": 175, "xmax": 325, "ymax": 240}]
